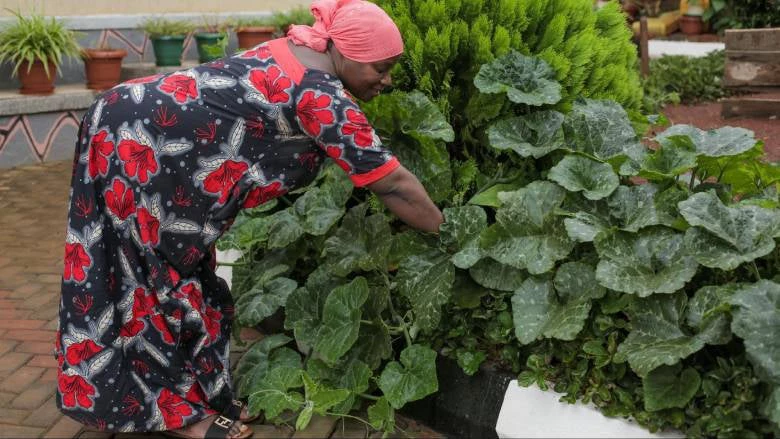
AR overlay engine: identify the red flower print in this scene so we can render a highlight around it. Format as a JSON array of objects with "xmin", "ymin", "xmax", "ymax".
[
  {"xmin": 117, "ymin": 139, "xmax": 158, "ymax": 184},
  {"xmin": 166, "ymin": 266, "xmax": 181, "ymax": 287},
  {"xmin": 179, "ymin": 283, "xmax": 205, "ymax": 311},
  {"xmin": 240, "ymin": 45, "xmax": 271, "ymax": 60},
  {"xmin": 119, "ymin": 319, "xmax": 144, "ymax": 337},
  {"xmin": 131, "ymin": 287, "xmax": 158, "ymax": 319},
  {"xmin": 203, "ymin": 160, "xmax": 249, "ymax": 203},
  {"xmin": 159, "ymin": 74, "xmax": 199, "ymax": 104},
  {"xmin": 65, "ymin": 340, "xmax": 102, "ymax": 365},
  {"xmin": 297, "ymin": 91, "xmax": 334, "ymax": 137},
  {"xmin": 184, "ymin": 381, "xmax": 208, "ymax": 405},
  {"xmin": 150, "ymin": 313, "xmax": 176, "ymax": 344},
  {"xmin": 243, "ymin": 181, "xmax": 287, "ymax": 208},
  {"xmin": 105, "ymin": 178, "xmax": 135, "ymax": 220},
  {"xmin": 247, "ymin": 66, "xmax": 292, "ymax": 104},
  {"xmin": 194, "ymin": 121, "xmax": 216, "ymax": 144},
  {"xmin": 341, "ymin": 109, "xmax": 376, "ymax": 147},
  {"xmin": 298, "ymin": 152, "xmax": 319, "ymax": 172},
  {"xmin": 154, "ymin": 106, "xmax": 178, "ymax": 127},
  {"xmin": 326, "ymin": 146, "xmax": 352, "ymax": 173},
  {"xmin": 59, "ymin": 373, "xmax": 96, "ymax": 409},
  {"xmin": 64, "ymin": 243, "xmax": 91, "ymax": 283},
  {"xmin": 247, "ymin": 118, "xmax": 265, "ymax": 138},
  {"xmin": 157, "ymin": 388, "xmax": 193, "ymax": 429},
  {"xmin": 202, "ymin": 306, "xmax": 223, "ymax": 344},
  {"xmin": 87, "ymin": 130, "xmax": 114, "ymax": 178},
  {"xmin": 125, "ymin": 74, "xmax": 163, "ymax": 85},
  {"xmin": 136, "ymin": 207, "xmax": 160, "ymax": 246}
]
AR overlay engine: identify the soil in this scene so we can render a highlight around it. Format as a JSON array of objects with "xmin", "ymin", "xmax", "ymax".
[{"xmin": 661, "ymin": 94, "xmax": 780, "ymax": 162}]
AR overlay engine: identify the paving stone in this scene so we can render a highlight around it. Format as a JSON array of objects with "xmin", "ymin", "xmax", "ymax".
[
  {"xmin": 0, "ymin": 424, "xmax": 46, "ymax": 438},
  {"xmin": 17, "ymin": 292, "xmax": 58, "ymax": 310},
  {"xmin": 0, "ymin": 366, "xmax": 44, "ymax": 392},
  {"xmin": 4, "ymin": 329, "xmax": 56, "ymax": 342},
  {"xmin": 22, "ymin": 395, "xmax": 62, "ymax": 428},
  {"xmin": 251, "ymin": 424, "xmax": 294, "ymax": 438},
  {"xmin": 292, "ymin": 415, "xmax": 338, "ymax": 439},
  {"xmin": 0, "ymin": 339, "xmax": 17, "ymax": 355},
  {"xmin": 0, "ymin": 352, "xmax": 32, "ymax": 376},
  {"xmin": 0, "ymin": 407, "xmax": 32, "ymax": 424},
  {"xmin": 40, "ymin": 368, "xmax": 59, "ymax": 383},
  {"xmin": 331, "ymin": 418, "xmax": 369, "ymax": 439},
  {"xmin": 15, "ymin": 340, "xmax": 56, "ymax": 355},
  {"xmin": 0, "ymin": 319, "xmax": 47, "ymax": 330},
  {"xmin": 11, "ymin": 381, "xmax": 56, "ymax": 410},
  {"xmin": 28, "ymin": 354, "xmax": 58, "ymax": 369},
  {"xmin": 78, "ymin": 431, "xmax": 114, "ymax": 438},
  {"xmin": 0, "ymin": 391, "xmax": 15, "ymax": 407},
  {"xmin": 8, "ymin": 283, "xmax": 43, "ymax": 299},
  {"xmin": 43, "ymin": 414, "xmax": 84, "ymax": 439},
  {"xmin": 0, "ymin": 308, "xmax": 33, "ymax": 319}
]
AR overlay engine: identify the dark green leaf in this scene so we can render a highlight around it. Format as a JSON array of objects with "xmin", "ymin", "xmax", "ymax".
[
  {"xmin": 474, "ymin": 50, "xmax": 562, "ymax": 106},
  {"xmin": 643, "ymin": 364, "xmax": 701, "ymax": 411},
  {"xmin": 378, "ymin": 345, "xmax": 438, "ymax": 409}
]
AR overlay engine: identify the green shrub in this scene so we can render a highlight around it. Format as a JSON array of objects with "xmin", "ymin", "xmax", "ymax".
[
  {"xmin": 140, "ymin": 18, "xmax": 195, "ymax": 37},
  {"xmin": 705, "ymin": 0, "xmax": 780, "ymax": 33},
  {"xmin": 642, "ymin": 50, "xmax": 733, "ymax": 113},
  {"xmin": 0, "ymin": 10, "xmax": 81, "ymax": 77}
]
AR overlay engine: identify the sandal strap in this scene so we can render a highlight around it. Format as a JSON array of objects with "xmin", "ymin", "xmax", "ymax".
[
  {"xmin": 222, "ymin": 399, "xmax": 244, "ymax": 420},
  {"xmin": 205, "ymin": 415, "xmax": 238, "ymax": 439}
]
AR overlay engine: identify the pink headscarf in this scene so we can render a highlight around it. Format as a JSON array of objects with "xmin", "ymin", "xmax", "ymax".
[{"xmin": 287, "ymin": 0, "xmax": 403, "ymax": 63}]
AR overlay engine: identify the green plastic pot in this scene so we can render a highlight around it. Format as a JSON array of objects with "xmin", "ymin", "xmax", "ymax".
[
  {"xmin": 150, "ymin": 35, "xmax": 185, "ymax": 67},
  {"xmin": 195, "ymin": 32, "xmax": 225, "ymax": 63}
]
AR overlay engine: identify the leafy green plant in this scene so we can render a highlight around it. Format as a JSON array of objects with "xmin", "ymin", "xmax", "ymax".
[
  {"xmin": 642, "ymin": 50, "xmax": 734, "ymax": 113},
  {"xmin": 220, "ymin": 47, "xmax": 780, "ymax": 437},
  {"xmin": 704, "ymin": 0, "xmax": 780, "ymax": 33},
  {"xmin": 140, "ymin": 18, "xmax": 195, "ymax": 38},
  {"xmin": 233, "ymin": 16, "xmax": 276, "ymax": 30},
  {"xmin": 0, "ymin": 9, "xmax": 81, "ymax": 77},
  {"xmin": 271, "ymin": 6, "xmax": 314, "ymax": 35}
]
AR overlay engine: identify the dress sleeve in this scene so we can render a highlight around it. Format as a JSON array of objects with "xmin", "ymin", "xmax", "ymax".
[{"xmin": 294, "ymin": 79, "xmax": 400, "ymax": 187}]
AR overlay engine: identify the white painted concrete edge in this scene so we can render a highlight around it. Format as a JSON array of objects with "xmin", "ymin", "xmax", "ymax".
[
  {"xmin": 215, "ymin": 248, "xmax": 243, "ymax": 290},
  {"xmin": 496, "ymin": 381, "xmax": 685, "ymax": 439},
  {"xmin": 649, "ymin": 40, "xmax": 726, "ymax": 58}
]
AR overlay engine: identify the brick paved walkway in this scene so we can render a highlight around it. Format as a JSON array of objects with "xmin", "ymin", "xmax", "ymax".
[{"xmin": 0, "ymin": 161, "xmax": 442, "ymax": 439}]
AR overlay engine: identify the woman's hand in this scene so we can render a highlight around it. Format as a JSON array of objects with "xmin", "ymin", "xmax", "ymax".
[{"xmin": 366, "ymin": 165, "xmax": 443, "ymax": 234}]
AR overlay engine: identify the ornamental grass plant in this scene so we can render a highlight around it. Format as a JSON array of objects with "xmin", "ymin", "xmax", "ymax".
[{"xmin": 0, "ymin": 9, "xmax": 81, "ymax": 78}]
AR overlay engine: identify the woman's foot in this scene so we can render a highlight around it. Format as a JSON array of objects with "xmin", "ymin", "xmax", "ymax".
[{"xmin": 168, "ymin": 414, "xmax": 251, "ymax": 439}]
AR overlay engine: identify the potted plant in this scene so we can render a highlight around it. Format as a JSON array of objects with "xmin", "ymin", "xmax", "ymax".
[
  {"xmin": 194, "ymin": 17, "xmax": 230, "ymax": 63},
  {"xmin": 271, "ymin": 6, "xmax": 314, "ymax": 37},
  {"xmin": 680, "ymin": 0, "xmax": 705, "ymax": 35},
  {"xmin": 234, "ymin": 17, "xmax": 276, "ymax": 50},
  {"xmin": 0, "ymin": 10, "xmax": 81, "ymax": 95},
  {"xmin": 82, "ymin": 41, "xmax": 127, "ymax": 90},
  {"xmin": 141, "ymin": 18, "xmax": 194, "ymax": 67}
]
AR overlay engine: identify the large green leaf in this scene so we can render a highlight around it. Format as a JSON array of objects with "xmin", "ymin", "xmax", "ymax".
[
  {"xmin": 679, "ymin": 191, "xmax": 777, "ymax": 270},
  {"xmin": 642, "ymin": 364, "xmax": 701, "ymax": 411},
  {"xmin": 266, "ymin": 210, "xmax": 304, "ymax": 249},
  {"xmin": 364, "ymin": 90, "xmax": 454, "ymax": 142},
  {"xmin": 563, "ymin": 211, "xmax": 611, "ymax": 243},
  {"xmin": 563, "ymin": 99, "xmax": 644, "ymax": 161},
  {"xmin": 367, "ymin": 397, "xmax": 395, "ymax": 432},
  {"xmin": 347, "ymin": 321, "xmax": 392, "ymax": 370},
  {"xmin": 474, "ymin": 50, "xmax": 562, "ymax": 106},
  {"xmin": 480, "ymin": 181, "xmax": 574, "ymax": 274},
  {"xmin": 396, "ymin": 250, "xmax": 455, "ymax": 332},
  {"xmin": 389, "ymin": 230, "xmax": 439, "ymax": 268},
  {"xmin": 378, "ymin": 345, "xmax": 438, "ymax": 409},
  {"xmin": 468, "ymin": 258, "xmax": 526, "ymax": 292},
  {"xmin": 314, "ymin": 277, "xmax": 370, "ymax": 364},
  {"xmin": 451, "ymin": 271, "xmax": 489, "ymax": 309},
  {"xmin": 487, "ymin": 111, "xmax": 566, "ymax": 158},
  {"xmin": 235, "ymin": 334, "xmax": 293, "ymax": 398},
  {"xmin": 301, "ymin": 372, "xmax": 350, "ymax": 416},
  {"xmin": 615, "ymin": 293, "xmax": 706, "ymax": 377},
  {"xmin": 595, "ymin": 228, "xmax": 698, "ymax": 297},
  {"xmin": 607, "ymin": 185, "xmax": 663, "ymax": 232},
  {"xmin": 511, "ymin": 277, "xmax": 591, "ymax": 344},
  {"xmin": 392, "ymin": 134, "xmax": 453, "ymax": 202},
  {"xmin": 730, "ymin": 280, "xmax": 780, "ymax": 384},
  {"xmin": 638, "ymin": 139, "xmax": 698, "ymax": 181},
  {"xmin": 548, "ymin": 155, "xmax": 619, "ymax": 200},
  {"xmin": 440, "ymin": 205, "xmax": 487, "ymax": 250},
  {"xmin": 293, "ymin": 186, "xmax": 346, "ymax": 236},
  {"xmin": 656, "ymin": 124, "xmax": 757, "ymax": 157},
  {"xmin": 686, "ymin": 285, "xmax": 736, "ymax": 346},
  {"xmin": 467, "ymin": 180, "xmax": 527, "ymax": 208},
  {"xmin": 764, "ymin": 387, "xmax": 780, "ymax": 426},
  {"xmin": 285, "ymin": 267, "xmax": 335, "ymax": 348},
  {"xmin": 236, "ymin": 277, "xmax": 297, "ymax": 327},
  {"xmin": 322, "ymin": 204, "xmax": 392, "ymax": 276},
  {"xmin": 329, "ymin": 359, "xmax": 372, "ymax": 414},
  {"xmin": 247, "ymin": 366, "xmax": 304, "ymax": 420},
  {"xmin": 554, "ymin": 262, "xmax": 606, "ymax": 301}
]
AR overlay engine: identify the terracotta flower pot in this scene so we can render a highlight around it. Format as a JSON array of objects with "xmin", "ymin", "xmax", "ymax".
[
  {"xmin": 18, "ymin": 60, "xmax": 56, "ymax": 95},
  {"xmin": 83, "ymin": 48, "xmax": 127, "ymax": 90},
  {"xmin": 680, "ymin": 15, "xmax": 704, "ymax": 35},
  {"xmin": 236, "ymin": 26, "xmax": 276, "ymax": 49}
]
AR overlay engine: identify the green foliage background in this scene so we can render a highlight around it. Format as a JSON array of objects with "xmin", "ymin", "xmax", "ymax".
[{"xmin": 217, "ymin": 1, "xmax": 780, "ymax": 437}]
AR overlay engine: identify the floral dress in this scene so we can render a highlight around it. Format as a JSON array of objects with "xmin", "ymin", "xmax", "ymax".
[{"xmin": 56, "ymin": 38, "xmax": 399, "ymax": 433}]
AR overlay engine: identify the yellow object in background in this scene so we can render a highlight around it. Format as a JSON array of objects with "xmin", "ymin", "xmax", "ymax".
[{"xmin": 632, "ymin": 11, "xmax": 682, "ymax": 37}]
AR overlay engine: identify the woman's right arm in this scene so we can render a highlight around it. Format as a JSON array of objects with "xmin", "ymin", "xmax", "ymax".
[{"xmin": 367, "ymin": 165, "xmax": 443, "ymax": 234}]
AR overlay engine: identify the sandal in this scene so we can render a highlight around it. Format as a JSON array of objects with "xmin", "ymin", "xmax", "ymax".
[
  {"xmin": 163, "ymin": 414, "xmax": 254, "ymax": 439},
  {"xmin": 223, "ymin": 399, "xmax": 263, "ymax": 424}
]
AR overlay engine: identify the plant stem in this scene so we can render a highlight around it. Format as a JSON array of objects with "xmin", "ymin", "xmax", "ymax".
[
  {"xmin": 387, "ymin": 296, "xmax": 413, "ymax": 347},
  {"xmin": 689, "ymin": 168, "xmax": 697, "ymax": 190},
  {"xmin": 750, "ymin": 261, "xmax": 761, "ymax": 281},
  {"xmin": 359, "ymin": 392, "xmax": 381, "ymax": 401},
  {"xmin": 216, "ymin": 261, "xmax": 247, "ymax": 267}
]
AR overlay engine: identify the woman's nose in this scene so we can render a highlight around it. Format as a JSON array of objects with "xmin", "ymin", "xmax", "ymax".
[{"xmin": 380, "ymin": 73, "xmax": 392, "ymax": 87}]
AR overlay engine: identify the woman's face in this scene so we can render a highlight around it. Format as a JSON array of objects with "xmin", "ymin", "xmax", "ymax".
[{"xmin": 335, "ymin": 53, "xmax": 401, "ymax": 102}]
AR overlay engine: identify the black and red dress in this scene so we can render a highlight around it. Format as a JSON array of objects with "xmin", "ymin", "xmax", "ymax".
[{"xmin": 56, "ymin": 38, "xmax": 398, "ymax": 433}]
